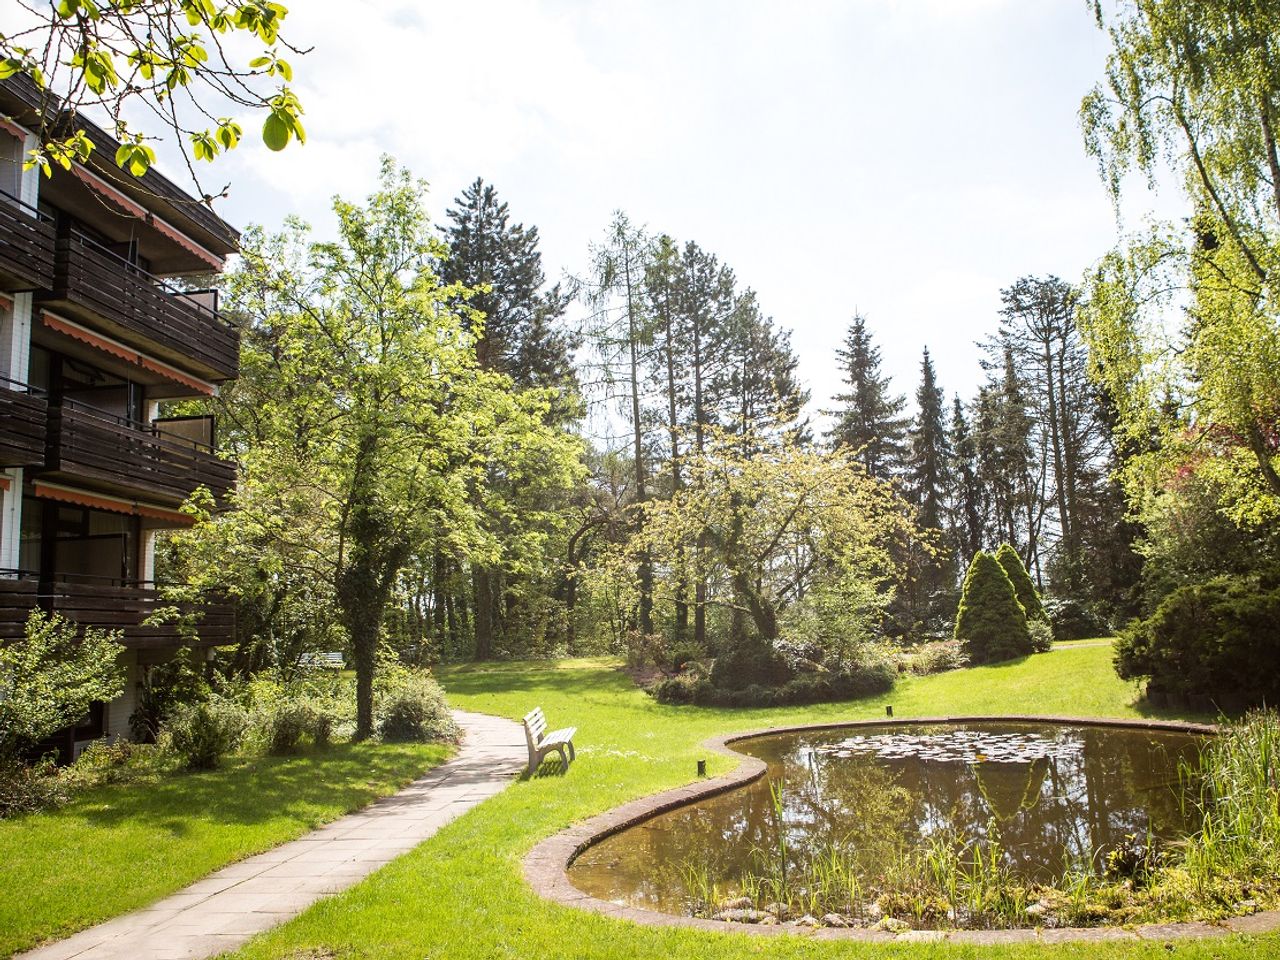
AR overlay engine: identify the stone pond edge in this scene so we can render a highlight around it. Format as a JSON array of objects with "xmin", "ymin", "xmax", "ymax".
[{"xmin": 521, "ymin": 714, "xmax": 1280, "ymax": 944}]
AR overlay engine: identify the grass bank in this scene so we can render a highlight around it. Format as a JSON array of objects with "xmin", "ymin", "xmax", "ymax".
[
  {"xmin": 222, "ymin": 646, "xmax": 1278, "ymax": 960},
  {"xmin": 0, "ymin": 740, "xmax": 452, "ymax": 956}
]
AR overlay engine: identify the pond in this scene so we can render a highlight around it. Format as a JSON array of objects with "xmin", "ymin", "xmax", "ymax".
[{"xmin": 568, "ymin": 721, "xmax": 1207, "ymax": 917}]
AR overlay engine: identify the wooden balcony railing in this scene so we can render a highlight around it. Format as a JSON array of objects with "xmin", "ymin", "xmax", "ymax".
[
  {"xmin": 0, "ymin": 193, "xmax": 56, "ymax": 293},
  {"xmin": 45, "ymin": 400, "xmax": 235, "ymax": 507},
  {"xmin": 0, "ymin": 574, "xmax": 234, "ymax": 648},
  {"xmin": 0, "ymin": 380, "xmax": 48, "ymax": 467},
  {"xmin": 42, "ymin": 231, "xmax": 238, "ymax": 381}
]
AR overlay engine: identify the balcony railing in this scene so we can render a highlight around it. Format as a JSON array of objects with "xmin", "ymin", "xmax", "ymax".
[
  {"xmin": 0, "ymin": 378, "xmax": 48, "ymax": 467},
  {"xmin": 0, "ymin": 191, "xmax": 56, "ymax": 293},
  {"xmin": 45, "ymin": 399, "xmax": 235, "ymax": 506},
  {"xmin": 42, "ymin": 230, "xmax": 238, "ymax": 381},
  {"xmin": 0, "ymin": 571, "xmax": 233, "ymax": 648}
]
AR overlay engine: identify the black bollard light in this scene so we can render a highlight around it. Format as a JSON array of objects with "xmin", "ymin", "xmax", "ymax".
[
  {"xmin": 697, "ymin": 759, "xmax": 707, "ymax": 777},
  {"xmin": 886, "ymin": 705, "xmax": 894, "ymax": 718}
]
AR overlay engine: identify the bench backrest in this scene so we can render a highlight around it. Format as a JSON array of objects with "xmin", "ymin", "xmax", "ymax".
[{"xmin": 523, "ymin": 707, "xmax": 547, "ymax": 747}]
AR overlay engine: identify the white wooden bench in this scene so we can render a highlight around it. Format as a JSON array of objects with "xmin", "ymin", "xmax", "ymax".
[{"xmin": 523, "ymin": 707, "xmax": 576, "ymax": 775}]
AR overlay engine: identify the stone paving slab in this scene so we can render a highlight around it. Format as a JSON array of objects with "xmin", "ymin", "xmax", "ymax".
[{"xmin": 21, "ymin": 711, "xmax": 524, "ymax": 960}]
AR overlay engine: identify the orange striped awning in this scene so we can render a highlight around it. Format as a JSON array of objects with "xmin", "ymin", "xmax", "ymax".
[
  {"xmin": 40, "ymin": 311, "xmax": 215, "ymax": 396},
  {"xmin": 32, "ymin": 481, "xmax": 193, "ymax": 526}
]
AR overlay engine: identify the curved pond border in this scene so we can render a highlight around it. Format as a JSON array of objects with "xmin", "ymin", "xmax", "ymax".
[{"xmin": 523, "ymin": 714, "xmax": 1280, "ymax": 944}]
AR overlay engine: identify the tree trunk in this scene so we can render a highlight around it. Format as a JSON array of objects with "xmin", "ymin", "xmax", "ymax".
[
  {"xmin": 622, "ymin": 245, "xmax": 654, "ymax": 635},
  {"xmin": 473, "ymin": 566, "xmax": 497, "ymax": 660}
]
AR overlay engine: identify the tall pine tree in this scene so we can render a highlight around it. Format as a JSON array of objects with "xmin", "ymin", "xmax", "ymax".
[
  {"xmin": 442, "ymin": 178, "xmax": 580, "ymax": 658},
  {"xmin": 826, "ymin": 315, "xmax": 908, "ymax": 480}
]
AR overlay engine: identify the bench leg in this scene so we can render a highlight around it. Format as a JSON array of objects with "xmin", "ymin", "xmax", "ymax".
[
  {"xmin": 567, "ymin": 740, "xmax": 576, "ymax": 763},
  {"xmin": 554, "ymin": 744, "xmax": 569, "ymax": 768}
]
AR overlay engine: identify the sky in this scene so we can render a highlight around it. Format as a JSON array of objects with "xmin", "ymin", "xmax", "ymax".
[{"xmin": 199, "ymin": 0, "xmax": 1182, "ymax": 421}]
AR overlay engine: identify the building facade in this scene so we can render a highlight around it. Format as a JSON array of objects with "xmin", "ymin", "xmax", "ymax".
[{"xmin": 0, "ymin": 77, "xmax": 240, "ymax": 755}]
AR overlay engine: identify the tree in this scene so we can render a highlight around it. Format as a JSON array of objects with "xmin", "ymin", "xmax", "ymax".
[
  {"xmin": 581, "ymin": 213, "xmax": 657, "ymax": 634},
  {"xmin": 597, "ymin": 429, "xmax": 919, "ymax": 659},
  {"xmin": 3, "ymin": 0, "xmax": 307, "ymax": 191},
  {"xmin": 826, "ymin": 315, "xmax": 908, "ymax": 480},
  {"xmin": 207, "ymin": 159, "xmax": 580, "ymax": 736},
  {"xmin": 953, "ymin": 552, "xmax": 1032, "ymax": 664},
  {"xmin": 995, "ymin": 542, "xmax": 1046, "ymax": 622},
  {"xmin": 898, "ymin": 348, "xmax": 954, "ymax": 633},
  {"xmin": 1080, "ymin": 0, "xmax": 1280, "ymax": 529},
  {"xmin": 441, "ymin": 178, "xmax": 582, "ymax": 659},
  {"xmin": 0, "ymin": 612, "xmax": 124, "ymax": 759},
  {"xmin": 949, "ymin": 394, "xmax": 985, "ymax": 564},
  {"xmin": 907, "ymin": 348, "xmax": 951, "ymax": 531}
]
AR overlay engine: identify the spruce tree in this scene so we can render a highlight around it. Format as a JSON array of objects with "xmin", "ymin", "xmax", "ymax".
[
  {"xmin": 954, "ymin": 551, "xmax": 1033, "ymax": 664},
  {"xmin": 949, "ymin": 395, "xmax": 985, "ymax": 563},
  {"xmin": 825, "ymin": 315, "xmax": 908, "ymax": 480},
  {"xmin": 907, "ymin": 348, "xmax": 951, "ymax": 529},
  {"xmin": 995, "ymin": 542, "xmax": 1047, "ymax": 622},
  {"xmin": 442, "ymin": 178, "xmax": 580, "ymax": 658},
  {"xmin": 442, "ymin": 178, "xmax": 577, "ymax": 403}
]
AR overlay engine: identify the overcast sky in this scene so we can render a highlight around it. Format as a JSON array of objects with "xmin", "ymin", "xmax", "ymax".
[{"xmin": 203, "ymin": 0, "xmax": 1181, "ymax": 420}]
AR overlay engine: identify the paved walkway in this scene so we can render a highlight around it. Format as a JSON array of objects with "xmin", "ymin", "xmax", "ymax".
[{"xmin": 24, "ymin": 711, "xmax": 525, "ymax": 960}]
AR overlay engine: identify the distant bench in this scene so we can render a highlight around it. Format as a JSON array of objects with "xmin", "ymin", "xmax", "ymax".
[
  {"xmin": 300, "ymin": 651, "xmax": 345, "ymax": 669},
  {"xmin": 523, "ymin": 707, "xmax": 576, "ymax": 775}
]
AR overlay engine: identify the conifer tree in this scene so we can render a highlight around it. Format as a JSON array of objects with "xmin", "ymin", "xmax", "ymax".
[
  {"xmin": 954, "ymin": 551, "xmax": 1032, "ymax": 664},
  {"xmin": 949, "ymin": 395, "xmax": 985, "ymax": 564},
  {"xmin": 442, "ymin": 178, "xmax": 582, "ymax": 658},
  {"xmin": 442, "ymin": 178, "xmax": 577, "ymax": 401},
  {"xmin": 826, "ymin": 315, "xmax": 908, "ymax": 480},
  {"xmin": 995, "ymin": 542, "xmax": 1047, "ymax": 622},
  {"xmin": 907, "ymin": 348, "xmax": 951, "ymax": 529}
]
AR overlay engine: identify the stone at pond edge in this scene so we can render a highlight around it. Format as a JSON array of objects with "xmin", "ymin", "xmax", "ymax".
[
  {"xmin": 822, "ymin": 913, "xmax": 851, "ymax": 928},
  {"xmin": 710, "ymin": 908, "xmax": 769, "ymax": 924},
  {"xmin": 791, "ymin": 915, "xmax": 821, "ymax": 928},
  {"xmin": 874, "ymin": 917, "xmax": 911, "ymax": 933},
  {"xmin": 717, "ymin": 896, "xmax": 751, "ymax": 911}
]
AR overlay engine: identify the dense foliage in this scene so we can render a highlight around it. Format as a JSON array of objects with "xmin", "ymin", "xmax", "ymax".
[
  {"xmin": 995, "ymin": 542, "xmax": 1046, "ymax": 622},
  {"xmin": 0, "ymin": 612, "xmax": 123, "ymax": 760},
  {"xmin": 953, "ymin": 552, "xmax": 1034, "ymax": 664},
  {"xmin": 1115, "ymin": 574, "xmax": 1280, "ymax": 710}
]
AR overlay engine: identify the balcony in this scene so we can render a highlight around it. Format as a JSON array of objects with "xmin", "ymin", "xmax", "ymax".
[
  {"xmin": 0, "ymin": 193, "xmax": 56, "ymax": 293},
  {"xmin": 44, "ymin": 400, "xmax": 235, "ymax": 507},
  {"xmin": 0, "ymin": 379, "xmax": 48, "ymax": 467},
  {"xmin": 0, "ymin": 573, "xmax": 233, "ymax": 648},
  {"xmin": 40, "ymin": 230, "xmax": 238, "ymax": 382}
]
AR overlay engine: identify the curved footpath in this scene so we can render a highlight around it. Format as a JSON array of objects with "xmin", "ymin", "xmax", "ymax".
[
  {"xmin": 524, "ymin": 714, "xmax": 1280, "ymax": 945},
  {"xmin": 21, "ymin": 711, "xmax": 526, "ymax": 960}
]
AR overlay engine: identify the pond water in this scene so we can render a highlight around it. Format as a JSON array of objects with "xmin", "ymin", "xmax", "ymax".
[{"xmin": 568, "ymin": 721, "xmax": 1206, "ymax": 915}]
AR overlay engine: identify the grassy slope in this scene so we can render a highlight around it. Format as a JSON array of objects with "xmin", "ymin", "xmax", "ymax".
[
  {"xmin": 226, "ymin": 647, "xmax": 1275, "ymax": 960},
  {"xmin": 0, "ymin": 741, "xmax": 452, "ymax": 957}
]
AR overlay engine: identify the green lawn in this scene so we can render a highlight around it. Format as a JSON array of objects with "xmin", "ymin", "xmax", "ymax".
[
  {"xmin": 221, "ymin": 647, "xmax": 1275, "ymax": 960},
  {"xmin": 0, "ymin": 740, "xmax": 452, "ymax": 957}
]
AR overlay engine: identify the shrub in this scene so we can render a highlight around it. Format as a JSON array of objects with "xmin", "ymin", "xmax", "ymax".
[
  {"xmin": 1115, "ymin": 576, "xmax": 1280, "ymax": 710},
  {"xmin": 129, "ymin": 648, "xmax": 209, "ymax": 743},
  {"xmin": 0, "ymin": 611, "xmax": 124, "ymax": 760},
  {"xmin": 898, "ymin": 639, "xmax": 969, "ymax": 676},
  {"xmin": 1044, "ymin": 598, "xmax": 1110, "ymax": 641},
  {"xmin": 954, "ymin": 552, "xmax": 1033, "ymax": 664},
  {"xmin": 377, "ymin": 671, "xmax": 458, "ymax": 743},
  {"xmin": 994, "ymin": 543, "xmax": 1046, "ymax": 622},
  {"xmin": 164, "ymin": 698, "xmax": 248, "ymax": 770},
  {"xmin": 0, "ymin": 758, "xmax": 65, "ymax": 819},
  {"xmin": 63, "ymin": 739, "xmax": 167, "ymax": 788},
  {"xmin": 1027, "ymin": 619, "xmax": 1054, "ymax": 653},
  {"xmin": 709, "ymin": 636, "xmax": 792, "ymax": 691},
  {"xmin": 653, "ymin": 653, "xmax": 894, "ymax": 707}
]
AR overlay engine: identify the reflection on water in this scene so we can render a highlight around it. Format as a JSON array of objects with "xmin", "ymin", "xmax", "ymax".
[{"xmin": 569, "ymin": 722, "xmax": 1205, "ymax": 914}]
